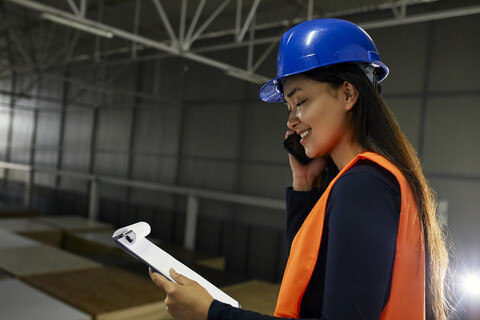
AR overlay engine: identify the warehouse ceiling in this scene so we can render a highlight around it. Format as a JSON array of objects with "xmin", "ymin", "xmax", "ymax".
[{"xmin": 1, "ymin": 0, "xmax": 479, "ymax": 85}]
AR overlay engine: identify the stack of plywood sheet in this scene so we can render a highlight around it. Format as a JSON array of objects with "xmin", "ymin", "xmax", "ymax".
[
  {"xmin": 0, "ymin": 229, "xmax": 42, "ymax": 249},
  {"xmin": 0, "ymin": 278, "xmax": 91, "ymax": 320},
  {"xmin": 0, "ymin": 204, "xmax": 41, "ymax": 218},
  {"xmin": 36, "ymin": 215, "xmax": 113, "ymax": 233},
  {"xmin": 62, "ymin": 229, "xmax": 149, "ymax": 276},
  {"xmin": 0, "ymin": 244, "xmax": 101, "ymax": 277},
  {"xmin": 0, "ymin": 218, "xmax": 62, "ymax": 246},
  {"xmin": 63, "ymin": 230, "xmax": 122, "ymax": 256},
  {"xmin": 24, "ymin": 267, "xmax": 166, "ymax": 320}
]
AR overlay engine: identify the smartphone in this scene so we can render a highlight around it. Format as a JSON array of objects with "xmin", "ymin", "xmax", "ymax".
[{"xmin": 283, "ymin": 133, "xmax": 312, "ymax": 165}]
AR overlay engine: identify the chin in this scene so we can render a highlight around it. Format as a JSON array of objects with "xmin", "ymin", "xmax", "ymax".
[{"xmin": 304, "ymin": 148, "xmax": 317, "ymax": 159}]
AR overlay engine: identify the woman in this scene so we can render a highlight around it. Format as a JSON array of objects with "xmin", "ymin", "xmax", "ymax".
[{"xmin": 150, "ymin": 18, "xmax": 449, "ymax": 320}]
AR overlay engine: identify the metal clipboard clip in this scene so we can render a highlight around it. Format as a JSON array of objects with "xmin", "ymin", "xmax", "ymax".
[{"xmin": 117, "ymin": 230, "xmax": 136, "ymax": 244}]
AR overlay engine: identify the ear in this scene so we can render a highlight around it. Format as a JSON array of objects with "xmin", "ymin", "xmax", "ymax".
[{"xmin": 342, "ymin": 81, "xmax": 358, "ymax": 111}]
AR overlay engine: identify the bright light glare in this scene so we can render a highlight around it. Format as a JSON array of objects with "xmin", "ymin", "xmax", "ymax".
[{"xmin": 463, "ymin": 274, "xmax": 480, "ymax": 296}]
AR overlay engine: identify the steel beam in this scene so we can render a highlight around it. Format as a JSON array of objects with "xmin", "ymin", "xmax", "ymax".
[
  {"xmin": 179, "ymin": 0, "xmax": 187, "ymax": 45},
  {"xmin": 6, "ymin": 0, "xmax": 480, "ymax": 86},
  {"xmin": 188, "ymin": 0, "xmax": 231, "ymax": 47},
  {"xmin": 236, "ymin": 0, "xmax": 261, "ymax": 42},
  {"xmin": 66, "ymin": 0, "xmax": 80, "ymax": 15},
  {"xmin": 80, "ymin": 0, "xmax": 87, "ymax": 17},
  {"xmin": 6, "ymin": 0, "xmax": 269, "ymax": 84},
  {"xmin": 307, "ymin": 0, "xmax": 314, "ymax": 20},
  {"xmin": 132, "ymin": 0, "xmax": 141, "ymax": 58},
  {"xmin": 235, "ymin": 0, "xmax": 242, "ymax": 38},
  {"xmin": 152, "ymin": 0, "xmax": 179, "ymax": 47},
  {"xmin": 183, "ymin": 0, "xmax": 206, "ymax": 51},
  {"xmin": 360, "ymin": 5, "xmax": 480, "ymax": 29}
]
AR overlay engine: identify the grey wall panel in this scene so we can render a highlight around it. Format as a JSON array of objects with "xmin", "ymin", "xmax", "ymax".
[
  {"xmin": 199, "ymin": 201, "xmax": 235, "ymax": 221},
  {"xmin": 197, "ymin": 216, "xmax": 224, "ymax": 255},
  {"xmin": 430, "ymin": 178, "xmax": 480, "ymax": 265},
  {"xmin": 0, "ymin": 108, "xmax": 10, "ymax": 160},
  {"xmin": 183, "ymin": 62, "xmax": 248, "ymax": 102},
  {"xmin": 423, "ymin": 95, "xmax": 480, "ymax": 176},
  {"xmin": 182, "ymin": 104, "xmax": 240, "ymax": 159},
  {"xmin": 33, "ymin": 172, "xmax": 56, "ymax": 187},
  {"xmin": 179, "ymin": 159, "xmax": 237, "ymax": 191},
  {"xmin": 150, "ymin": 58, "xmax": 186, "ymax": 101},
  {"xmin": 68, "ymin": 66, "xmax": 102, "ymax": 106},
  {"xmin": 61, "ymin": 149, "xmax": 90, "ymax": 172},
  {"xmin": 428, "ymin": 15, "xmax": 480, "ymax": 92},
  {"xmin": 133, "ymin": 107, "xmax": 181, "ymax": 155},
  {"xmin": 36, "ymin": 111, "xmax": 60, "ymax": 149},
  {"xmin": 15, "ymin": 96, "xmax": 36, "ymax": 110},
  {"xmin": 10, "ymin": 109, "xmax": 33, "ymax": 164},
  {"xmin": 37, "ymin": 76, "xmax": 64, "ymax": 110},
  {"xmin": 90, "ymin": 140, "xmax": 129, "ymax": 197},
  {"xmin": 59, "ymin": 149, "xmax": 90, "ymax": 192},
  {"xmin": 235, "ymin": 206, "xmax": 285, "ymax": 230},
  {"xmin": 223, "ymin": 222, "xmax": 250, "ymax": 275},
  {"xmin": 129, "ymin": 189, "xmax": 176, "ymax": 211},
  {"xmin": 106, "ymin": 64, "xmax": 136, "ymax": 91},
  {"xmin": 386, "ymin": 97, "xmax": 423, "ymax": 151},
  {"xmin": 34, "ymin": 149, "xmax": 58, "ymax": 168},
  {"xmin": 59, "ymin": 177, "xmax": 88, "ymax": 193},
  {"xmin": 0, "ymin": 91, "xmax": 11, "ymax": 108},
  {"xmin": 239, "ymin": 163, "xmax": 290, "ymax": 199},
  {"xmin": 102, "ymin": 92, "xmax": 135, "ymax": 108},
  {"xmin": 131, "ymin": 155, "xmax": 177, "ymax": 183},
  {"xmin": 241, "ymin": 102, "xmax": 288, "ymax": 162},
  {"xmin": 63, "ymin": 109, "xmax": 94, "ymax": 148},
  {"xmin": 95, "ymin": 108, "xmax": 131, "ymax": 152},
  {"xmin": 69, "ymin": 91, "xmax": 99, "ymax": 108},
  {"xmin": 93, "ymin": 152, "xmax": 129, "ymax": 176},
  {"xmin": 33, "ymin": 111, "xmax": 58, "ymax": 187},
  {"xmin": 15, "ymin": 75, "xmax": 37, "ymax": 109},
  {"xmin": 369, "ymin": 23, "xmax": 429, "ymax": 94},
  {"xmin": 149, "ymin": 208, "xmax": 178, "ymax": 243}
]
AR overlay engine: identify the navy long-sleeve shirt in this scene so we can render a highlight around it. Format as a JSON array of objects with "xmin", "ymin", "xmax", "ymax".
[{"xmin": 208, "ymin": 159, "xmax": 400, "ymax": 320}]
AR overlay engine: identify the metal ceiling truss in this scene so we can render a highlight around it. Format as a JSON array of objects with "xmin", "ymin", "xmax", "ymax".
[
  {"xmin": 5, "ymin": 0, "xmax": 272, "ymax": 84},
  {"xmin": 4, "ymin": 0, "xmax": 480, "ymax": 86}
]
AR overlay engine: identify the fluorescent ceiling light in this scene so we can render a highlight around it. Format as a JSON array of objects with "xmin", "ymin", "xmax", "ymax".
[{"xmin": 41, "ymin": 13, "xmax": 114, "ymax": 39}]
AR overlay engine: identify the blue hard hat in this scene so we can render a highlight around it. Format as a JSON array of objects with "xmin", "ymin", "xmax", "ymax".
[{"xmin": 259, "ymin": 18, "xmax": 389, "ymax": 103}]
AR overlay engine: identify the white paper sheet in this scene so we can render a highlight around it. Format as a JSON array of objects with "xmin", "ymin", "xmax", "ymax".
[{"xmin": 112, "ymin": 222, "xmax": 240, "ymax": 308}]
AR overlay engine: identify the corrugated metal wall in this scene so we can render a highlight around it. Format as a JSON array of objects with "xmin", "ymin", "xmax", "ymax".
[{"xmin": 0, "ymin": 15, "xmax": 479, "ymax": 280}]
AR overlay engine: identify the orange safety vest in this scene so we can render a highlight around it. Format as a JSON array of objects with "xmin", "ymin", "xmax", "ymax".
[{"xmin": 274, "ymin": 152, "xmax": 425, "ymax": 319}]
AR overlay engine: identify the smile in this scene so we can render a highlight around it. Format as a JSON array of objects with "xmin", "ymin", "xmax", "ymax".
[{"xmin": 300, "ymin": 129, "xmax": 311, "ymax": 139}]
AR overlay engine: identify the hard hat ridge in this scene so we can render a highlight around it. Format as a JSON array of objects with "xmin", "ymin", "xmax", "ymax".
[{"xmin": 259, "ymin": 18, "xmax": 389, "ymax": 103}]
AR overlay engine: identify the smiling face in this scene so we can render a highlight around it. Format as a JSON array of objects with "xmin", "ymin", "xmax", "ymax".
[{"xmin": 283, "ymin": 74, "xmax": 360, "ymax": 168}]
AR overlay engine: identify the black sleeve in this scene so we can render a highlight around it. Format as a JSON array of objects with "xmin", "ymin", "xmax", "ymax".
[
  {"xmin": 208, "ymin": 300, "xmax": 322, "ymax": 320},
  {"xmin": 285, "ymin": 187, "xmax": 321, "ymax": 254},
  {"xmin": 319, "ymin": 165, "xmax": 400, "ymax": 320}
]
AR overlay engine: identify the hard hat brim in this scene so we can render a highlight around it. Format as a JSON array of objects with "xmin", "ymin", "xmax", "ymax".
[
  {"xmin": 259, "ymin": 62, "xmax": 389, "ymax": 103},
  {"xmin": 259, "ymin": 78, "xmax": 285, "ymax": 103}
]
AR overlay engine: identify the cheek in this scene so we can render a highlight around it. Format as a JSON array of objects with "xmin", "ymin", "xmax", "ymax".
[{"xmin": 304, "ymin": 109, "xmax": 348, "ymax": 155}]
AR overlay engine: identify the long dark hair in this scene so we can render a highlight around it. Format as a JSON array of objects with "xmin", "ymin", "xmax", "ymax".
[{"xmin": 303, "ymin": 63, "xmax": 449, "ymax": 320}]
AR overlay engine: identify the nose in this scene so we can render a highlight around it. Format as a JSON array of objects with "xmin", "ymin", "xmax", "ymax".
[{"xmin": 287, "ymin": 109, "xmax": 300, "ymax": 129}]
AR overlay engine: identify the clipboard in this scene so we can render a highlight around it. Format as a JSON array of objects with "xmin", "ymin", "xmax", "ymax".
[{"xmin": 112, "ymin": 222, "xmax": 240, "ymax": 308}]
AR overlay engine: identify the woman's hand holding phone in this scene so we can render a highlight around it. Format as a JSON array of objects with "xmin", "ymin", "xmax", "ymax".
[{"xmin": 284, "ymin": 130, "xmax": 330, "ymax": 191}]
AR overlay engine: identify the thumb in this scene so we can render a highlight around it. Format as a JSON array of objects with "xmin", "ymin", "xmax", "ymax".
[
  {"xmin": 150, "ymin": 268, "xmax": 173, "ymax": 291},
  {"xmin": 169, "ymin": 268, "xmax": 193, "ymax": 285}
]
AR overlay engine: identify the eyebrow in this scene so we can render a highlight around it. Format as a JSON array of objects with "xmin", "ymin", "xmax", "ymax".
[{"xmin": 285, "ymin": 87, "xmax": 302, "ymax": 99}]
